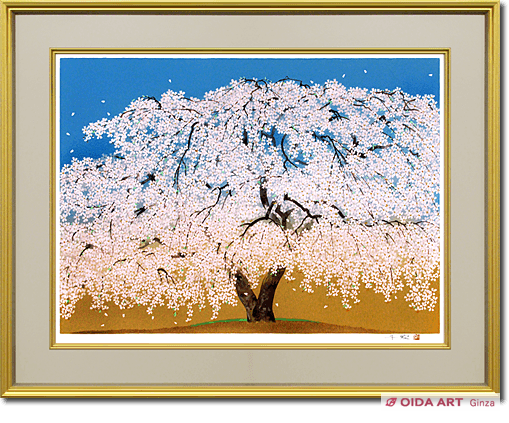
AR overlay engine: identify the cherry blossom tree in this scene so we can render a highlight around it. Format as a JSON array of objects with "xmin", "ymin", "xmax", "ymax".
[{"xmin": 59, "ymin": 77, "xmax": 440, "ymax": 324}]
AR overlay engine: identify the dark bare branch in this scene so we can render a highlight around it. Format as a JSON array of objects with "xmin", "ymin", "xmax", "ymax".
[
  {"xmin": 174, "ymin": 121, "xmax": 198, "ymax": 188},
  {"xmin": 283, "ymin": 194, "xmax": 321, "ymax": 221}
]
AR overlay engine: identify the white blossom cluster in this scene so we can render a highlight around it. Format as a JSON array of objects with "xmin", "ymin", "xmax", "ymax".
[{"xmin": 60, "ymin": 77, "xmax": 440, "ymax": 320}]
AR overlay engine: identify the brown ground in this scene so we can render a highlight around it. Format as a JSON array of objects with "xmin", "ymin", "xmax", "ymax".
[
  {"xmin": 72, "ymin": 320, "xmax": 385, "ymax": 334},
  {"xmin": 61, "ymin": 274, "xmax": 440, "ymax": 334}
]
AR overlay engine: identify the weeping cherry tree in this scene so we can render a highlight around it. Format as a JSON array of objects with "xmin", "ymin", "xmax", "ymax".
[{"xmin": 59, "ymin": 77, "xmax": 440, "ymax": 323}]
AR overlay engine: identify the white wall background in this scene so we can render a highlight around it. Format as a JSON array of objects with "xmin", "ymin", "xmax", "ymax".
[{"xmin": 0, "ymin": 3, "xmax": 507, "ymax": 421}]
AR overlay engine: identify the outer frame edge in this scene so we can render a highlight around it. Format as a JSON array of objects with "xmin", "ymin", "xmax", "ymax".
[
  {"xmin": 0, "ymin": 384, "xmax": 500, "ymax": 398},
  {"xmin": 485, "ymin": 0, "xmax": 500, "ymax": 395},
  {"xmin": 1, "ymin": 0, "xmax": 500, "ymax": 398},
  {"xmin": 0, "ymin": 0, "xmax": 14, "ymax": 398}
]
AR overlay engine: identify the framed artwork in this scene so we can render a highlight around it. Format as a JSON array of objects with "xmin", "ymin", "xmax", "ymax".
[
  {"xmin": 52, "ymin": 50, "xmax": 448, "ymax": 348},
  {"xmin": 0, "ymin": 0, "xmax": 500, "ymax": 398}
]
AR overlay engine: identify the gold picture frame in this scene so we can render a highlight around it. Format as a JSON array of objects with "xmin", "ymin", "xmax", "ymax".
[{"xmin": 0, "ymin": 0, "xmax": 500, "ymax": 397}]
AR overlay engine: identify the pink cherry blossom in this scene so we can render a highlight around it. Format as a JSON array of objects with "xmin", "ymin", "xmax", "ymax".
[{"xmin": 59, "ymin": 78, "xmax": 440, "ymax": 322}]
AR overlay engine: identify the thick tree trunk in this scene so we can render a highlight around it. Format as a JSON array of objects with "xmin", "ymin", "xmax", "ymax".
[
  {"xmin": 234, "ymin": 271, "xmax": 258, "ymax": 322},
  {"xmin": 234, "ymin": 267, "xmax": 285, "ymax": 322}
]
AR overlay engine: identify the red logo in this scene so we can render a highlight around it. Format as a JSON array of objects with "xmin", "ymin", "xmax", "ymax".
[
  {"xmin": 413, "ymin": 334, "xmax": 420, "ymax": 340},
  {"xmin": 386, "ymin": 398, "xmax": 397, "ymax": 407}
]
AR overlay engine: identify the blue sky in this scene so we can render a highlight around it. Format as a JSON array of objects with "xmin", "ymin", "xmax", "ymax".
[{"xmin": 59, "ymin": 57, "xmax": 440, "ymax": 168}]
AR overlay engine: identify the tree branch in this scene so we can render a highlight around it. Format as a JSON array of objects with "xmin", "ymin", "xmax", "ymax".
[{"xmin": 174, "ymin": 122, "xmax": 198, "ymax": 188}]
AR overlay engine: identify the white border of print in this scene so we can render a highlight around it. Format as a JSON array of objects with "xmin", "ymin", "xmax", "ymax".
[{"xmin": 55, "ymin": 53, "xmax": 445, "ymax": 345}]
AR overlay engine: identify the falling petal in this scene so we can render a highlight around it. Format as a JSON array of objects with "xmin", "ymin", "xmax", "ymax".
[
  {"xmin": 101, "ymin": 100, "xmax": 105, "ymax": 103},
  {"xmin": 429, "ymin": 74, "xmax": 433, "ymax": 77},
  {"xmin": 70, "ymin": 149, "xmax": 74, "ymax": 153},
  {"xmin": 66, "ymin": 132, "xmax": 70, "ymax": 136},
  {"xmin": 342, "ymin": 74, "xmax": 346, "ymax": 78},
  {"xmin": 71, "ymin": 112, "xmax": 75, "ymax": 116},
  {"xmin": 364, "ymin": 70, "xmax": 367, "ymax": 73}
]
